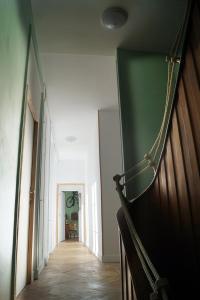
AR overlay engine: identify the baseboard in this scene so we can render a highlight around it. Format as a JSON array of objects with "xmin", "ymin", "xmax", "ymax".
[
  {"xmin": 83, "ymin": 244, "xmax": 119, "ymax": 263},
  {"xmin": 101, "ymin": 255, "xmax": 120, "ymax": 263},
  {"xmin": 44, "ymin": 256, "xmax": 49, "ymax": 266},
  {"xmin": 34, "ymin": 261, "xmax": 44, "ymax": 280}
]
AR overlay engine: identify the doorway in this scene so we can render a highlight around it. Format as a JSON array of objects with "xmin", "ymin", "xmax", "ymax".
[
  {"xmin": 56, "ymin": 184, "xmax": 85, "ymax": 245},
  {"xmin": 64, "ymin": 191, "xmax": 80, "ymax": 241},
  {"xmin": 16, "ymin": 99, "xmax": 38, "ymax": 296}
]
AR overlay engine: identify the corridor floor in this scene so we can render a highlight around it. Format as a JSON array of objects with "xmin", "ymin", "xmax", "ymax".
[{"xmin": 17, "ymin": 241, "xmax": 121, "ymax": 300}]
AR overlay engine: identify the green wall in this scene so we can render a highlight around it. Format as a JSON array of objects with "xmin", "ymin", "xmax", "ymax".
[
  {"xmin": 117, "ymin": 49, "xmax": 179, "ymax": 199},
  {"xmin": 0, "ymin": 1, "xmax": 31, "ymax": 299}
]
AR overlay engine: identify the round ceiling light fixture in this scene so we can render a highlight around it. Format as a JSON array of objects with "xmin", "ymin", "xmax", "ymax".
[
  {"xmin": 101, "ymin": 7, "xmax": 128, "ymax": 30},
  {"xmin": 66, "ymin": 136, "xmax": 77, "ymax": 143}
]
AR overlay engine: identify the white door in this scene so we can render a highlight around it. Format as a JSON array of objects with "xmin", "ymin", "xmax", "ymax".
[{"xmin": 16, "ymin": 106, "xmax": 34, "ymax": 296}]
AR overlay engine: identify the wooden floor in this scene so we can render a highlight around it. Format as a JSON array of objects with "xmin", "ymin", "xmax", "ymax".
[{"xmin": 17, "ymin": 241, "xmax": 121, "ymax": 300}]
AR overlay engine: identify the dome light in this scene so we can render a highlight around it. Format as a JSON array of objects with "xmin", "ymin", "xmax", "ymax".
[
  {"xmin": 66, "ymin": 136, "xmax": 77, "ymax": 143},
  {"xmin": 101, "ymin": 7, "xmax": 128, "ymax": 30}
]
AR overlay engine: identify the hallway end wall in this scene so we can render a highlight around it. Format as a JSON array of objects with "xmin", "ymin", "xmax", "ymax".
[
  {"xmin": 56, "ymin": 160, "xmax": 85, "ymax": 183},
  {"xmin": 56, "ymin": 161, "xmax": 85, "ymax": 244}
]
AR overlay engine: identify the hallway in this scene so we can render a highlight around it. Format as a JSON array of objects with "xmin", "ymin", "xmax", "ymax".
[{"xmin": 17, "ymin": 242, "xmax": 121, "ymax": 300}]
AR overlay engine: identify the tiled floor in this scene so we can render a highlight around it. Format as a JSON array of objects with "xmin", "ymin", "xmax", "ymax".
[{"xmin": 17, "ymin": 241, "xmax": 121, "ymax": 300}]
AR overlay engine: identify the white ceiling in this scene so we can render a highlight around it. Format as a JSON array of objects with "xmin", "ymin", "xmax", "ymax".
[
  {"xmin": 32, "ymin": 0, "xmax": 187, "ymax": 161},
  {"xmin": 42, "ymin": 53, "xmax": 118, "ymax": 160},
  {"xmin": 32, "ymin": 0, "xmax": 187, "ymax": 55}
]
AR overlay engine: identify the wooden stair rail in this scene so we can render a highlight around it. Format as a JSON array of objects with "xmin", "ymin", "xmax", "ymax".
[{"xmin": 114, "ymin": 175, "xmax": 169, "ymax": 300}]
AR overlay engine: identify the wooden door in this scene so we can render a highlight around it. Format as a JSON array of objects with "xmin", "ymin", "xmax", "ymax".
[{"xmin": 16, "ymin": 105, "xmax": 34, "ymax": 296}]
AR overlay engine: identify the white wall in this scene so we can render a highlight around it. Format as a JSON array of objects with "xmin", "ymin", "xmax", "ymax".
[
  {"xmin": 43, "ymin": 103, "xmax": 52, "ymax": 265},
  {"xmin": 98, "ymin": 109, "xmax": 122, "ymax": 262},
  {"xmin": 56, "ymin": 160, "xmax": 86, "ymax": 245},
  {"xmin": 84, "ymin": 112, "xmax": 102, "ymax": 259},
  {"xmin": 32, "ymin": 99, "xmax": 58, "ymax": 276},
  {"xmin": 56, "ymin": 159, "xmax": 85, "ymax": 183},
  {"xmin": 27, "ymin": 40, "xmax": 42, "ymax": 121},
  {"xmin": 43, "ymin": 105, "xmax": 63, "ymax": 262},
  {"xmin": 48, "ymin": 132, "xmax": 57, "ymax": 253}
]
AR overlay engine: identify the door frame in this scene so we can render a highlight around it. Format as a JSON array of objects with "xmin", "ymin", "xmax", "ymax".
[
  {"xmin": 11, "ymin": 26, "xmax": 32, "ymax": 300},
  {"xmin": 26, "ymin": 89, "xmax": 39, "ymax": 284},
  {"xmin": 15, "ymin": 86, "xmax": 39, "ymax": 295},
  {"xmin": 56, "ymin": 183, "xmax": 85, "ymax": 245}
]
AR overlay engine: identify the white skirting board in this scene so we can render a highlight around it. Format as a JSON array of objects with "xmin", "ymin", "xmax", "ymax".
[
  {"xmin": 83, "ymin": 243, "xmax": 119, "ymax": 263},
  {"xmin": 101, "ymin": 255, "xmax": 120, "ymax": 263}
]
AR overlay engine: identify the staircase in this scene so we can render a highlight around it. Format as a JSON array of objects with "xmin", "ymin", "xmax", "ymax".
[{"xmin": 115, "ymin": 2, "xmax": 200, "ymax": 299}]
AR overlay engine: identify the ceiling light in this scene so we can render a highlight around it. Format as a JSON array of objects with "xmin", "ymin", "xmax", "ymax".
[
  {"xmin": 101, "ymin": 7, "xmax": 128, "ymax": 30},
  {"xmin": 66, "ymin": 136, "xmax": 77, "ymax": 143}
]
